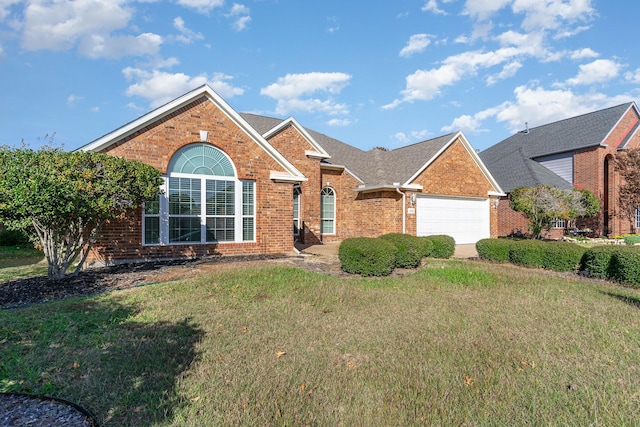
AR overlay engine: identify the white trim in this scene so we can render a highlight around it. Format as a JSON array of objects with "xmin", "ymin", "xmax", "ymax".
[
  {"xmin": 77, "ymin": 84, "xmax": 306, "ymax": 182},
  {"xmin": 600, "ymin": 102, "xmax": 639, "ymax": 147},
  {"xmin": 355, "ymin": 183, "xmax": 423, "ymax": 193},
  {"xmin": 320, "ymin": 186, "xmax": 336, "ymax": 235},
  {"xmin": 270, "ymin": 171, "xmax": 308, "ymax": 183}
]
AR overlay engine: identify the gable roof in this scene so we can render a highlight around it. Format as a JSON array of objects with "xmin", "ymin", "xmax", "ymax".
[
  {"xmin": 242, "ymin": 113, "xmax": 502, "ymax": 195},
  {"xmin": 77, "ymin": 85, "xmax": 306, "ymax": 183},
  {"xmin": 480, "ymin": 102, "xmax": 638, "ymax": 193}
]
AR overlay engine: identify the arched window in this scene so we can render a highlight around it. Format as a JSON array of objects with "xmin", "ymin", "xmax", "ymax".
[
  {"xmin": 321, "ymin": 187, "xmax": 335, "ymax": 234},
  {"xmin": 143, "ymin": 143, "xmax": 255, "ymax": 245}
]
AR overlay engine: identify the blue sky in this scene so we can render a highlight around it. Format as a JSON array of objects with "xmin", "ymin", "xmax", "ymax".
[{"xmin": 1, "ymin": 0, "xmax": 639, "ymax": 153}]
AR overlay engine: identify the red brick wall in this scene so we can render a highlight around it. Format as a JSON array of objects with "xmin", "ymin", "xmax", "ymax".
[
  {"xmin": 264, "ymin": 125, "xmax": 323, "ymax": 244},
  {"xmin": 88, "ymin": 97, "xmax": 295, "ymax": 265}
]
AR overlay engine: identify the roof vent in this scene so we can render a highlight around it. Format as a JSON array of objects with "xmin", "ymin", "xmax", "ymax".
[{"xmin": 522, "ymin": 122, "xmax": 530, "ymax": 134}]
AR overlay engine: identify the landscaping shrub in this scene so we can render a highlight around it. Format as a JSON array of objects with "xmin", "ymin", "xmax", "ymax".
[
  {"xmin": 580, "ymin": 246, "xmax": 620, "ymax": 279},
  {"xmin": 379, "ymin": 233, "xmax": 426, "ymax": 268},
  {"xmin": 0, "ymin": 228, "xmax": 30, "ymax": 246},
  {"xmin": 423, "ymin": 235, "xmax": 455, "ymax": 258},
  {"xmin": 540, "ymin": 241, "xmax": 587, "ymax": 272},
  {"xmin": 623, "ymin": 234, "xmax": 640, "ymax": 245},
  {"xmin": 338, "ymin": 237, "xmax": 397, "ymax": 276},
  {"xmin": 475, "ymin": 238, "xmax": 516, "ymax": 263},
  {"xmin": 609, "ymin": 246, "xmax": 640, "ymax": 286},
  {"xmin": 508, "ymin": 240, "xmax": 546, "ymax": 268}
]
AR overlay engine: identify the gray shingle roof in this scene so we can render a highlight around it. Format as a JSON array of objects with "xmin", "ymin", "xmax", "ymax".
[
  {"xmin": 240, "ymin": 113, "xmax": 455, "ymax": 187},
  {"xmin": 480, "ymin": 102, "xmax": 635, "ymax": 193}
]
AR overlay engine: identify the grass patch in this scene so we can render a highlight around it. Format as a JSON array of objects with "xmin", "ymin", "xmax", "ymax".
[
  {"xmin": 0, "ymin": 245, "xmax": 46, "ymax": 281},
  {"xmin": 1, "ymin": 262, "xmax": 639, "ymax": 425}
]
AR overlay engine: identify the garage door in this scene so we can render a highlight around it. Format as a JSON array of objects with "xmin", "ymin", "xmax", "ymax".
[{"xmin": 416, "ymin": 196, "xmax": 490, "ymax": 244}]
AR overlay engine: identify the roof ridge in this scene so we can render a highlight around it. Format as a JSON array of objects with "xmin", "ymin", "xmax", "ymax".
[{"xmin": 523, "ymin": 102, "xmax": 634, "ymax": 132}]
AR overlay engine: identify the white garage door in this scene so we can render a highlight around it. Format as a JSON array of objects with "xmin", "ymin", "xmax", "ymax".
[{"xmin": 416, "ymin": 196, "xmax": 490, "ymax": 244}]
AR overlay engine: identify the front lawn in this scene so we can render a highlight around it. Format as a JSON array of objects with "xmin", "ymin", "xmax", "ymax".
[
  {"xmin": 1, "ymin": 261, "xmax": 639, "ymax": 426},
  {"xmin": 0, "ymin": 246, "xmax": 47, "ymax": 281}
]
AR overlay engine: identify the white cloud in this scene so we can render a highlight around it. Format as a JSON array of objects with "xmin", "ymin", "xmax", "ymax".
[
  {"xmin": 513, "ymin": 0, "xmax": 595, "ymax": 32},
  {"xmin": 384, "ymin": 46, "xmax": 527, "ymax": 108},
  {"xmin": 0, "ymin": 43, "xmax": 4, "ymax": 61},
  {"xmin": 79, "ymin": 33, "xmax": 162, "ymax": 59},
  {"xmin": 123, "ymin": 68, "xmax": 244, "ymax": 108},
  {"xmin": 261, "ymin": 72, "xmax": 352, "ymax": 116},
  {"xmin": 625, "ymin": 68, "xmax": 640, "ymax": 84},
  {"xmin": 0, "ymin": 0, "xmax": 21, "ymax": 22},
  {"xmin": 486, "ymin": 61, "xmax": 522, "ymax": 86},
  {"xmin": 225, "ymin": 3, "xmax": 251, "ymax": 31},
  {"xmin": 172, "ymin": 16, "xmax": 204, "ymax": 44},
  {"xmin": 327, "ymin": 118, "xmax": 351, "ymax": 126},
  {"xmin": 445, "ymin": 85, "xmax": 631, "ymax": 135},
  {"xmin": 176, "ymin": 0, "xmax": 224, "ymax": 14},
  {"xmin": 21, "ymin": 0, "xmax": 162, "ymax": 58},
  {"xmin": 392, "ymin": 129, "xmax": 430, "ymax": 145},
  {"xmin": 67, "ymin": 94, "xmax": 83, "ymax": 107},
  {"xmin": 422, "ymin": 0, "xmax": 447, "ymax": 15},
  {"xmin": 570, "ymin": 48, "xmax": 599, "ymax": 60},
  {"xmin": 399, "ymin": 34, "xmax": 432, "ymax": 58},
  {"xmin": 565, "ymin": 59, "xmax": 621, "ymax": 86},
  {"xmin": 462, "ymin": 0, "xmax": 511, "ymax": 21}
]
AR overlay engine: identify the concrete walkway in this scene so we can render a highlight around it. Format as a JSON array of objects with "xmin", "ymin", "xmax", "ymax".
[{"xmin": 295, "ymin": 241, "xmax": 478, "ymax": 259}]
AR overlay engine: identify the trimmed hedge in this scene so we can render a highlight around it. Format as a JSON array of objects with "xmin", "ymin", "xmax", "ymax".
[
  {"xmin": 338, "ymin": 237, "xmax": 398, "ymax": 276},
  {"xmin": 475, "ymin": 238, "xmax": 517, "ymax": 263},
  {"xmin": 423, "ymin": 235, "xmax": 455, "ymax": 259},
  {"xmin": 609, "ymin": 246, "xmax": 640, "ymax": 286},
  {"xmin": 379, "ymin": 233, "xmax": 426, "ymax": 269},
  {"xmin": 539, "ymin": 241, "xmax": 587, "ymax": 272},
  {"xmin": 581, "ymin": 245, "xmax": 640, "ymax": 286},
  {"xmin": 580, "ymin": 246, "xmax": 619, "ymax": 279},
  {"xmin": 508, "ymin": 240, "xmax": 546, "ymax": 269}
]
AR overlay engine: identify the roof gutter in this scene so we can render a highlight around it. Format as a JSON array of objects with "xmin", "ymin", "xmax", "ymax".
[{"xmin": 355, "ymin": 183, "xmax": 423, "ymax": 194}]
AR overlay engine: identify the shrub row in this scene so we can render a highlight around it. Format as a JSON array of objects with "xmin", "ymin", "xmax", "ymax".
[
  {"xmin": 476, "ymin": 238, "xmax": 640, "ymax": 286},
  {"xmin": 580, "ymin": 245, "xmax": 640, "ymax": 286},
  {"xmin": 476, "ymin": 238, "xmax": 587, "ymax": 272},
  {"xmin": 339, "ymin": 234, "xmax": 455, "ymax": 276},
  {"xmin": 0, "ymin": 228, "xmax": 30, "ymax": 246}
]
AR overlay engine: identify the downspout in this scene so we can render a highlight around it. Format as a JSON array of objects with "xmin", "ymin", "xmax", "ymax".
[{"xmin": 396, "ymin": 188, "xmax": 406, "ymax": 234}]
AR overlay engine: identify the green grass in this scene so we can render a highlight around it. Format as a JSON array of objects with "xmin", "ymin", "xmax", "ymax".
[
  {"xmin": 0, "ymin": 245, "xmax": 47, "ymax": 281},
  {"xmin": 2, "ymin": 261, "xmax": 640, "ymax": 426}
]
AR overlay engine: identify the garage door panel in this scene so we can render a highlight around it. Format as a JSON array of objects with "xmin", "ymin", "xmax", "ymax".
[{"xmin": 416, "ymin": 196, "xmax": 489, "ymax": 244}]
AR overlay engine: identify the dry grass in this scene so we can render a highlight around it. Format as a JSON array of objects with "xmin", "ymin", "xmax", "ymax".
[{"xmin": 2, "ymin": 260, "xmax": 640, "ymax": 426}]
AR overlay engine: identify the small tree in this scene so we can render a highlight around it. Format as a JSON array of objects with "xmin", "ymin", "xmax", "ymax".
[
  {"xmin": 615, "ymin": 148, "xmax": 640, "ymax": 225},
  {"xmin": 0, "ymin": 147, "xmax": 163, "ymax": 279},
  {"xmin": 510, "ymin": 185, "xmax": 599, "ymax": 239}
]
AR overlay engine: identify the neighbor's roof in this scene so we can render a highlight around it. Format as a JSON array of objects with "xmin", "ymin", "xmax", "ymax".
[{"xmin": 480, "ymin": 102, "xmax": 638, "ymax": 193}]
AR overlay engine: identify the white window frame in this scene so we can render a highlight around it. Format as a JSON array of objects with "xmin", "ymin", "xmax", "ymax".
[
  {"xmin": 142, "ymin": 194, "xmax": 161, "ymax": 245},
  {"xmin": 635, "ymin": 207, "xmax": 640, "ymax": 229},
  {"xmin": 142, "ymin": 144, "xmax": 255, "ymax": 246},
  {"xmin": 293, "ymin": 185, "xmax": 301, "ymax": 236},
  {"xmin": 320, "ymin": 186, "xmax": 336, "ymax": 235},
  {"xmin": 551, "ymin": 217, "xmax": 567, "ymax": 229}
]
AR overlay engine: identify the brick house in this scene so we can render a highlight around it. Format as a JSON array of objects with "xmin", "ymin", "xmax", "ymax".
[
  {"xmin": 79, "ymin": 85, "xmax": 503, "ymax": 265},
  {"xmin": 480, "ymin": 102, "xmax": 640, "ymax": 239}
]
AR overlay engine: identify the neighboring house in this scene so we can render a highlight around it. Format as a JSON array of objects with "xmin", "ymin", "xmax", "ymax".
[
  {"xmin": 78, "ymin": 85, "xmax": 503, "ymax": 265},
  {"xmin": 480, "ymin": 102, "xmax": 640, "ymax": 238}
]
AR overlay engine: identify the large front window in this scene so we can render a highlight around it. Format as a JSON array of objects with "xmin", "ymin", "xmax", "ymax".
[
  {"xmin": 143, "ymin": 143, "xmax": 255, "ymax": 245},
  {"xmin": 293, "ymin": 185, "xmax": 301, "ymax": 235}
]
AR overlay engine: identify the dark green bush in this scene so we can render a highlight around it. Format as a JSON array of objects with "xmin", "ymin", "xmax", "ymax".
[
  {"xmin": 423, "ymin": 235, "xmax": 455, "ymax": 259},
  {"xmin": 338, "ymin": 237, "xmax": 397, "ymax": 276},
  {"xmin": 540, "ymin": 241, "xmax": 587, "ymax": 272},
  {"xmin": 421, "ymin": 238, "xmax": 434, "ymax": 257},
  {"xmin": 609, "ymin": 246, "xmax": 640, "ymax": 286},
  {"xmin": 476, "ymin": 238, "xmax": 517, "ymax": 263},
  {"xmin": 509, "ymin": 240, "xmax": 546, "ymax": 268},
  {"xmin": 379, "ymin": 233, "xmax": 426, "ymax": 268},
  {"xmin": 580, "ymin": 246, "xmax": 620, "ymax": 279},
  {"xmin": 0, "ymin": 228, "xmax": 30, "ymax": 246}
]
